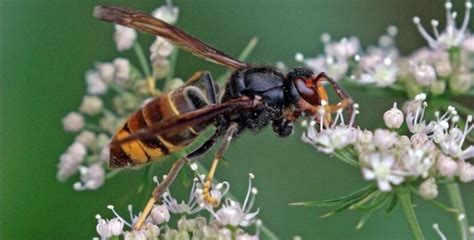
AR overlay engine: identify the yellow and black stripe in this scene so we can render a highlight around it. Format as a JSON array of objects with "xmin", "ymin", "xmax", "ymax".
[{"xmin": 109, "ymin": 88, "xmax": 209, "ymax": 168}]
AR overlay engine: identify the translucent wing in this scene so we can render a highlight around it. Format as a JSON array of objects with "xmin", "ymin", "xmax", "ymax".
[{"xmin": 94, "ymin": 5, "xmax": 248, "ymax": 70}]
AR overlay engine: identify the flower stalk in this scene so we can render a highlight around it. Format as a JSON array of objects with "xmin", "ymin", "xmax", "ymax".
[
  {"xmin": 397, "ymin": 187, "xmax": 425, "ymax": 240},
  {"xmin": 446, "ymin": 182, "xmax": 471, "ymax": 240}
]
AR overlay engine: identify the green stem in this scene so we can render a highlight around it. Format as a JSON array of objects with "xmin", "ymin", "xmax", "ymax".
[
  {"xmin": 446, "ymin": 182, "xmax": 471, "ymax": 240},
  {"xmin": 332, "ymin": 151, "xmax": 359, "ymax": 168},
  {"xmin": 133, "ymin": 42, "xmax": 151, "ymax": 77},
  {"xmin": 397, "ymin": 188, "xmax": 425, "ymax": 240},
  {"xmin": 194, "ymin": 162, "xmax": 279, "ymax": 240}
]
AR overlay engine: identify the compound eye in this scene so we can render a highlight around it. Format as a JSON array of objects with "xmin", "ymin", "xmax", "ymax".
[{"xmin": 294, "ymin": 77, "xmax": 320, "ymax": 105}]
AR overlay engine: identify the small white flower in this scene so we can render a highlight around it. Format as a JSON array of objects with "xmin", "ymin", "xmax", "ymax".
[
  {"xmin": 302, "ymin": 108, "xmax": 359, "ymax": 153},
  {"xmin": 124, "ymin": 230, "xmax": 147, "ymax": 240},
  {"xmin": 450, "ymin": 72, "xmax": 472, "ymax": 94},
  {"xmin": 96, "ymin": 62, "xmax": 115, "ymax": 83},
  {"xmin": 410, "ymin": 62, "xmax": 437, "ymax": 86},
  {"xmin": 361, "ymin": 152, "xmax": 404, "ymax": 192},
  {"xmin": 406, "ymin": 97, "xmax": 434, "ymax": 134},
  {"xmin": 413, "ymin": 0, "xmax": 472, "ymax": 50},
  {"xmin": 86, "ymin": 70, "xmax": 108, "ymax": 95},
  {"xmin": 301, "ymin": 55, "xmax": 348, "ymax": 81},
  {"xmin": 359, "ymin": 58, "xmax": 398, "ymax": 87},
  {"xmin": 74, "ymin": 163, "xmax": 105, "ymax": 191},
  {"xmin": 100, "ymin": 145, "xmax": 110, "ymax": 162},
  {"xmin": 419, "ymin": 177, "xmax": 438, "ymax": 200},
  {"xmin": 436, "ymin": 154, "xmax": 458, "ymax": 177},
  {"xmin": 150, "ymin": 37, "xmax": 174, "ymax": 60},
  {"xmin": 108, "ymin": 218, "xmax": 124, "ymax": 236},
  {"xmin": 95, "ymin": 215, "xmax": 124, "ymax": 239},
  {"xmin": 401, "ymin": 147, "xmax": 434, "ymax": 178},
  {"xmin": 462, "ymin": 35, "xmax": 474, "ymax": 52},
  {"xmin": 96, "ymin": 217, "xmax": 112, "ymax": 239},
  {"xmin": 113, "ymin": 58, "xmax": 131, "ymax": 85},
  {"xmin": 114, "ymin": 25, "xmax": 137, "ymax": 52},
  {"xmin": 215, "ymin": 200, "xmax": 247, "ymax": 226},
  {"xmin": 152, "ymin": 3, "xmax": 179, "ymax": 24},
  {"xmin": 324, "ymin": 36, "xmax": 360, "ymax": 60},
  {"xmin": 434, "ymin": 114, "xmax": 473, "ymax": 160},
  {"xmin": 62, "ymin": 112, "xmax": 84, "ymax": 132},
  {"xmin": 302, "ymin": 124, "xmax": 357, "ymax": 154},
  {"xmin": 458, "ymin": 161, "xmax": 474, "ymax": 182},
  {"xmin": 383, "ymin": 103, "xmax": 404, "ymax": 129},
  {"xmin": 372, "ymin": 129, "xmax": 397, "ymax": 150},
  {"xmin": 79, "ymin": 96, "xmax": 103, "ymax": 116},
  {"xmin": 75, "ymin": 130, "xmax": 96, "ymax": 148},
  {"xmin": 237, "ymin": 234, "xmax": 260, "ymax": 240},
  {"xmin": 57, "ymin": 142, "xmax": 87, "ymax": 181},
  {"xmin": 150, "ymin": 204, "xmax": 170, "ymax": 225}
]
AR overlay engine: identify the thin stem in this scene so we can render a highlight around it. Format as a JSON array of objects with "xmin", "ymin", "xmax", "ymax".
[
  {"xmin": 446, "ymin": 182, "xmax": 471, "ymax": 240},
  {"xmin": 332, "ymin": 151, "xmax": 359, "ymax": 168},
  {"xmin": 397, "ymin": 187, "xmax": 425, "ymax": 240},
  {"xmin": 133, "ymin": 42, "xmax": 152, "ymax": 77},
  {"xmin": 194, "ymin": 162, "xmax": 280, "ymax": 240}
]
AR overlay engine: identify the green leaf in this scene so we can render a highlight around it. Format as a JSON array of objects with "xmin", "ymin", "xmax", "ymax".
[
  {"xmin": 385, "ymin": 194, "xmax": 398, "ymax": 213},
  {"xmin": 290, "ymin": 184, "xmax": 376, "ymax": 207},
  {"xmin": 428, "ymin": 199, "xmax": 460, "ymax": 213},
  {"xmin": 356, "ymin": 211, "xmax": 374, "ymax": 230},
  {"xmin": 353, "ymin": 193, "xmax": 390, "ymax": 212},
  {"xmin": 320, "ymin": 200, "xmax": 356, "ymax": 218}
]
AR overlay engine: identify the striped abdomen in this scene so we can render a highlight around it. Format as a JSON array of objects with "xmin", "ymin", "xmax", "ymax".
[{"xmin": 109, "ymin": 86, "xmax": 209, "ymax": 168}]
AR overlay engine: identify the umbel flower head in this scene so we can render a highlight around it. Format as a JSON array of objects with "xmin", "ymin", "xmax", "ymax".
[
  {"xmin": 413, "ymin": 0, "xmax": 472, "ymax": 50},
  {"xmin": 285, "ymin": 0, "xmax": 474, "ymax": 97},
  {"xmin": 58, "ymin": 1, "xmax": 182, "ymax": 191},
  {"xmin": 302, "ymin": 93, "xmax": 474, "ymax": 192},
  {"xmin": 93, "ymin": 173, "xmax": 262, "ymax": 240}
]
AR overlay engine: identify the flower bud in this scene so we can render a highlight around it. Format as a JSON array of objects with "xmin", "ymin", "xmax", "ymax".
[
  {"xmin": 79, "ymin": 96, "xmax": 103, "ymax": 116},
  {"xmin": 75, "ymin": 130, "xmax": 96, "ymax": 148},
  {"xmin": 96, "ymin": 62, "xmax": 115, "ymax": 83},
  {"xmin": 419, "ymin": 177, "xmax": 438, "ymax": 200},
  {"xmin": 114, "ymin": 25, "xmax": 136, "ymax": 52},
  {"xmin": 413, "ymin": 64, "xmax": 436, "ymax": 86},
  {"xmin": 144, "ymin": 223, "xmax": 160, "ymax": 239},
  {"xmin": 436, "ymin": 154, "xmax": 458, "ymax": 177},
  {"xmin": 383, "ymin": 103, "xmax": 404, "ymax": 129},
  {"xmin": 373, "ymin": 129, "xmax": 397, "ymax": 150},
  {"xmin": 450, "ymin": 72, "xmax": 472, "ymax": 94},
  {"xmin": 96, "ymin": 219, "xmax": 112, "ymax": 238},
  {"xmin": 124, "ymin": 230, "xmax": 147, "ymax": 240},
  {"xmin": 62, "ymin": 112, "xmax": 84, "ymax": 132},
  {"xmin": 113, "ymin": 58, "xmax": 131, "ymax": 85},
  {"xmin": 150, "ymin": 204, "xmax": 170, "ymax": 225},
  {"xmin": 152, "ymin": 5, "xmax": 179, "ymax": 24},
  {"xmin": 108, "ymin": 218, "xmax": 124, "ymax": 236},
  {"xmin": 459, "ymin": 161, "xmax": 474, "ymax": 182}
]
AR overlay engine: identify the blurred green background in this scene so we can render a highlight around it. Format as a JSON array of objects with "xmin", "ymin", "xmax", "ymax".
[{"xmin": 1, "ymin": 0, "xmax": 473, "ymax": 239}]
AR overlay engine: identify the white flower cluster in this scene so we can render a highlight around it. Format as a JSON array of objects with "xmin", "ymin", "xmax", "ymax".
[
  {"xmin": 94, "ymin": 172, "xmax": 261, "ymax": 240},
  {"xmin": 302, "ymin": 93, "xmax": 474, "ymax": 197},
  {"xmin": 58, "ymin": 2, "xmax": 180, "ymax": 191},
  {"xmin": 292, "ymin": 0, "xmax": 474, "ymax": 96}
]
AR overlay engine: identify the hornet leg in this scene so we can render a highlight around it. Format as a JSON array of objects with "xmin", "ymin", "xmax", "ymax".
[
  {"xmin": 133, "ymin": 132, "xmax": 219, "ymax": 230},
  {"xmin": 314, "ymin": 72, "xmax": 354, "ymax": 125},
  {"xmin": 202, "ymin": 122, "xmax": 239, "ymax": 206}
]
